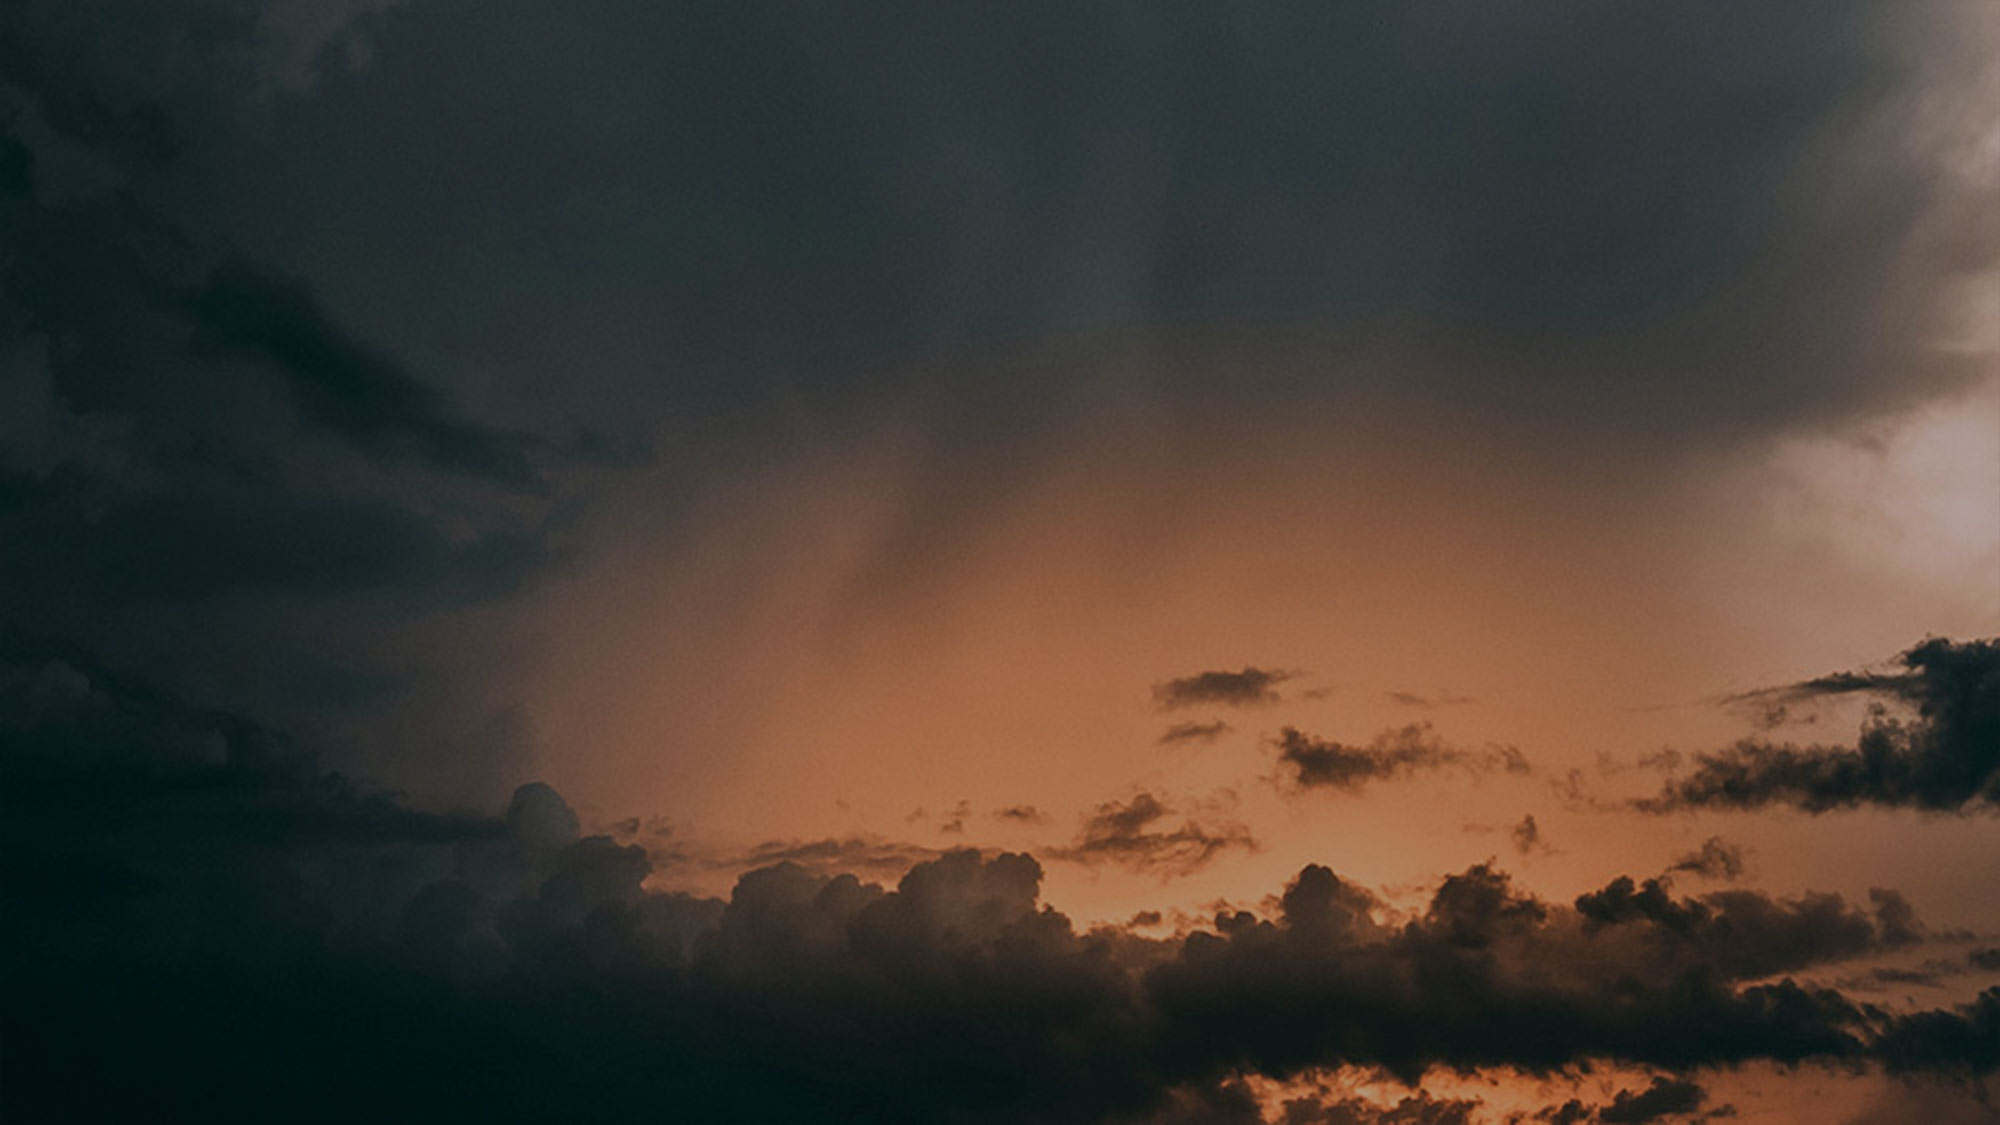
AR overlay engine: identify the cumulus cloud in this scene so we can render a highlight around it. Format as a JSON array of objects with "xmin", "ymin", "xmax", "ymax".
[
  {"xmin": 1155, "ymin": 669, "xmax": 1298, "ymax": 710},
  {"xmin": 1641, "ymin": 639, "xmax": 1999, "ymax": 814}
]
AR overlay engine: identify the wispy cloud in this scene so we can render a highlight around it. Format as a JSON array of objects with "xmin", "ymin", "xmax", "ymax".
[
  {"xmin": 1153, "ymin": 668, "xmax": 1297, "ymax": 710},
  {"xmin": 1047, "ymin": 791, "xmax": 1258, "ymax": 876},
  {"xmin": 1278, "ymin": 724, "xmax": 1531, "ymax": 794},
  {"xmin": 1158, "ymin": 720, "xmax": 1232, "ymax": 746}
]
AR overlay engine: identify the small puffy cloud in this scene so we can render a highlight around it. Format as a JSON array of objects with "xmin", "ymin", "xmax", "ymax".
[
  {"xmin": 1667, "ymin": 838, "xmax": 1747, "ymax": 881},
  {"xmin": 1278, "ymin": 724, "xmax": 1529, "ymax": 794},
  {"xmin": 1160, "ymin": 720, "xmax": 1233, "ymax": 747},
  {"xmin": 1154, "ymin": 668, "xmax": 1298, "ymax": 710}
]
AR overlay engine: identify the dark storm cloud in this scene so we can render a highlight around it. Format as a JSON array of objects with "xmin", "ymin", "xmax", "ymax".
[
  {"xmin": 1278, "ymin": 724, "xmax": 1531, "ymax": 794},
  {"xmin": 185, "ymin": 257, "xmax": 545, "ymax": 489},
  {"xmin": 6, "ymin": 662, "xmax": 1994, "ymax": 1124},
  {"xmin": 0, "ymin": 12, "xmax": 590, "ymax": 790},
  {"xmin": 0, "ymin": 98, "xmax": 539, "ymax": 492},
  {"xmin": 1666, "ymin": 838, "xmax": 1747, "ymax": 881},
  {"xmin": 0, "ymin": 466, "xmax": 546, "ymax": 603},
  {"xmin": 1155, "ymin": 669, "xmax": 1297, "ymax": 710},
  {"xmin": 99, "ymin": 0, "xmax": 1981, "ymax": 470},
  {"xmin": 1161, "ymin": 720, "xmax": 1233, "ymax": 746},
  {"xmin": 1641, "ymin": 639, "xmax": 2000, "ymax": 814},
  {"xmin": 2, "ymin": 0, "xmax": 1992, "ymax": 792},
  {"xmin": 1049, "ymin": 792, "xmax": 1258, "ymax": 876}
]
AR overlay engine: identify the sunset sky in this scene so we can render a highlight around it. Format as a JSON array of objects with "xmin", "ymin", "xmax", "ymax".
[{"xmin": 3, "ymin": 3, "xmax": 1998, "ymax": 1123}]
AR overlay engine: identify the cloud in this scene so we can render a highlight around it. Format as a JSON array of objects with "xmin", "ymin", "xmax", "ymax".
[
  {"xmin": 1262, "ymin": 1080, "xmax": 1732, "ymax": 1125},
  {"xmin": 4, "ymin": 5, "xmax": 1999, "ymax": 1119},
  {"xmin": 1161, "ymin": 720, "xmax": 1233, "ymax": 746},
  {"xmin": 1277, "ymin": 1090, "xmax": 1482, "ymax": 1125},
  {"xmin": 186, "ymin": 257, "xmax": 545, "ymax": 490},
  {"xmin": 0, "ymin": 28, "xmax": 607, "ymax": 804},
  {"xmin": 993, "ymin": 804, "xmax": 1050, "ymax": 825},
  {"xmin": 1873, "ymin": 988, "xmax": 2000, "ymax": 1077},
  {"xmin": 930, "ymin": 799, "xmax": 975, "ymax": 835},
  {"xmin": 709, "ymin": 835, "xmax": 944, "ymax": 878},
  {"xmin": 1511, "ymin": 814, "xmax": 1555, "ymax": 857},
  {"xmin": 1278, "ymin": 724, "xmax": 1530, "ymax": 794},
  {"xmin": 1049, "ymin": 792, "xmax": 1259, "ymax": 876},
  {"xmin": 1640, "ymin": 638, "xmax": 2000, "ymax": 814},
  {"xmin": 1155, "ymin": 668, "xmax": 1297, "ymax": 710},
  {"xmin": 1594, "ymin": 1076, "xmax": 1714, "ymax": 1124},
  {"xmin": 1142, "ymin": 863, "xmax": 1953, "ymax": 1088},
  {"xmin": 1666, "ymin": 838, "xmax": 1747, "ymax": 881},
  {"xmin": 1573, "ymin": 875, "xmax": 1922, "ymax": 980},
  {"xmin": 1386, "ymin": 692, "xmax": 1478, "ymax": 711},
  {"xmin": 1531, "ymin": 1076, "xmax": 1730, "ymax": 1125},
  {"xmin": 12, "ymin": 0, "xmax": 1987, "ymax": 466},
  {"xmin": 6, "ymin": 665, "xmax": 1995, "ymax": 1125}
]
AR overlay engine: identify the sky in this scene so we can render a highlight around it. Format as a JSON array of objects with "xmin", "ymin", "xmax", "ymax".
[{"xmin": 2, "ymin": 2, "xmax": 1998, "ymax": 1122}]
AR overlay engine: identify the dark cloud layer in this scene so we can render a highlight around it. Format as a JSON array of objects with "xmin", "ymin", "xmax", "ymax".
[
  {"xmin": 185, "ymin": 256, "xmax": 545, "ymax": 489},
  {"xmin": 1, "ymin": 0, "xmax": 1992, "ymax": 796},
  {"xmin": 15, "ymin": 0, "xmax": 1977, "ymax": 456},
  {"xmin": 1643, "ymin": 639, "xmax": 2000, "ymax": 814}
]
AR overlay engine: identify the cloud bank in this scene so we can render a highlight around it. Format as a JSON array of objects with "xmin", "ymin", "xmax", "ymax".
[{"xmin": 5, "ymin": 656, "xmax": 1995, "ymax": 1122}]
